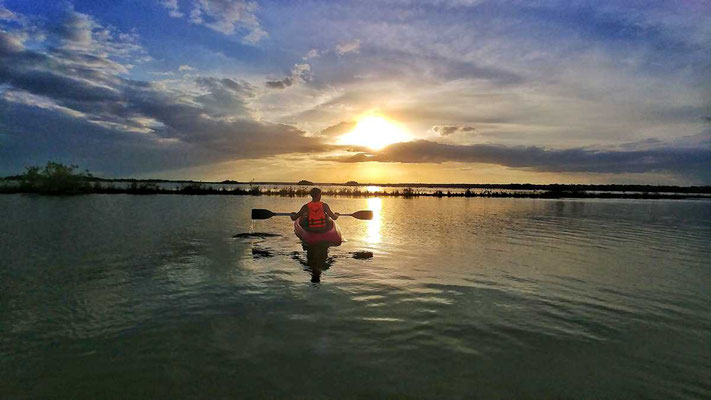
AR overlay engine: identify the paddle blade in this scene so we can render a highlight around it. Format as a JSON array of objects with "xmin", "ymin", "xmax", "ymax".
[
  {"xmin": 350, "ymin": 210, "xmax": 374, "ymax": 220},
  {"xmin": 251, "ymin": 209, "xmax": 275, "ymax": 220}
]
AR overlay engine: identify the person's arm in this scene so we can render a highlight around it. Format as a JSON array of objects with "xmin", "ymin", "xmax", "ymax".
[
  {"xmin": 291, "ymin": 204, "xmax": 308, "ymax": 221},
  {"xmin": 324, "ymin": 203, "xmax": 339, "ymax": 220}
]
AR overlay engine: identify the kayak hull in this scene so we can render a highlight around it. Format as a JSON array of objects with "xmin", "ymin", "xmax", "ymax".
[{"xmin": 294, "ymin": 218, "xmax": 342, "ymax": 247}]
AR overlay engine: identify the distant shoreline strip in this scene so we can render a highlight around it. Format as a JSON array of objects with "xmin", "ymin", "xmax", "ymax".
[{"xmin": 1, "ymin": 184, "xmax": 709, "ymax": 200}]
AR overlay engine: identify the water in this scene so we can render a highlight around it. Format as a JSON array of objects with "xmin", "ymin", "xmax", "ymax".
[{"xmin": 1, "ymin": 194, "xmax": 710, "ymax": 399}]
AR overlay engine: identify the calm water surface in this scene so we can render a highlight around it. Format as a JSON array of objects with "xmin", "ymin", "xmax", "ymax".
[{"xmin": 1, "ymin": 195, "xmax": 710, "ymax": 399}]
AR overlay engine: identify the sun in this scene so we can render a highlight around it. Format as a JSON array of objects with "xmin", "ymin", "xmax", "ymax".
[{"xmin": 337, "ymin": 115, "xmax": 411, "ymax": 150}]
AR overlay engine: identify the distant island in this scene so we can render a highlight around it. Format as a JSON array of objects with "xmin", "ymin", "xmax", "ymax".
[{"xmin": 1, "ymin": 162, "xmax": 710, "ymax": 199}]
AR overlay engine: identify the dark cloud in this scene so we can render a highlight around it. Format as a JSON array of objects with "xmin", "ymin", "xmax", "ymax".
[
  {"xmin": 319, "ymin": 121, "xmax": 356, "ymax": 137},
  {"xmin": 0, "ymin": 98, "xmax": 200, "ymax": 176},
  {"xmin": 433, "ymin": 125, "xmax": 476, "ymax": 136},
  {"xmin": 319, "ymin": 152, "xmax": 374, "ymax": 163},
  {"xmin": 0, "ymin": 30, "xmax": 24, "ymax": 53},
  {"xmin": 0, "ymin": 64, "xmax": 122, "ymax": 104},
  {"xmin": 194, "ymin": 77, "xmax": 255, "ymax": 116},
  {"xmin": 617, "ymin": 138, "xmax": 662, "ymax": 150},
  {"xmin": 56, "ymin": 10, "xmax": 93, "ymax": 48},
  {"xmin": 0, "ymin": 91, "xmax": 328, "ymax": 176},
  {"xmin": 265, "ymin": 63, "xmax": 311, "ymax": 90},
  {"xmin": 265, "ymin": 76, "xmax": 293, "ymax": 89},
  {"xmin": 325, "ymin": 140, "xmax": 710, "ymax": 179}
]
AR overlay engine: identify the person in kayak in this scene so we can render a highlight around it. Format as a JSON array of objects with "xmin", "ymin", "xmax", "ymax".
[{"xmin": 290, "ymin": 187, "xmax": 339, "ymax": 232}]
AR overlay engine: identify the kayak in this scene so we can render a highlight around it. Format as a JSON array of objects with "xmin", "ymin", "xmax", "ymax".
[{"xmin": 294, "ymin": 217, "xmax": 342, "ymax": 247}]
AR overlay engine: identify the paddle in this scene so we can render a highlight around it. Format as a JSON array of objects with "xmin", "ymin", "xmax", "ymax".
[
  {"xmin": 251, "ymin": 209, "xmax": 373, "ymax": 220},
  {"xmin": 339, "ymin": 210, "xmax": 374, "ymax": 220}
]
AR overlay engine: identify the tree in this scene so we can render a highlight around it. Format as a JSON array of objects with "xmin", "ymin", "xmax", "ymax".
[{"xmin": 20, "ymin": 162, "xmax": 92, "ymax": 194}]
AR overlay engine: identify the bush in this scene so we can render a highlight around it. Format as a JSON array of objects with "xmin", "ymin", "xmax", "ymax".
[
  {"xmin": 128, "ymin": 182, "xmax": 161, "ymax": 194},
  {"xmin": 179, "ymin": 182, "xmax": 206, "ymax": 194},
  {"xmin": 19, "ymin": 162, "xmax": 92, "ymax": 195}
]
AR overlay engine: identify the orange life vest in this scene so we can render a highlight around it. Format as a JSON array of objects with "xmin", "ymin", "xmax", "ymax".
[{"xmin": 307, "ymin": 201, "xmax": 327, "ymax": 229}]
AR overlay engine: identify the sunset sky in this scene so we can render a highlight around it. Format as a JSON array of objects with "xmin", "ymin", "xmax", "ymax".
[{"xmin": 1, "ymin": 0, "xmax": 709, "ymax": 184}]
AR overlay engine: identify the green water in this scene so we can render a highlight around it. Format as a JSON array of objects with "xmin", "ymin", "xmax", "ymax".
[{"xmin": 1, "ymin": 195, "xmax": 709, "ymax": 399}]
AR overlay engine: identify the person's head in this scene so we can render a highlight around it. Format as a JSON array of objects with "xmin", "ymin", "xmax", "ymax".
[{"xmin": 310, "ymin": 187, "xmax": 322, "ymax": 201}]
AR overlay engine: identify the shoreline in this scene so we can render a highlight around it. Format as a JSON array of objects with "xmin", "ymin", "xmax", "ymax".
[
  {"xmin": 1, "ymin": 184, "xmax": 709, "ymax": 200},
  {"xmin": 2, "ymin": 177, "xmax": 710, "ymax": 195}
]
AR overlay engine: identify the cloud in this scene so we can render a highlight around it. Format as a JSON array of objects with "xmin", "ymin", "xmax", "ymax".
[
  {"xmin": 161, "ymin": 0, "xmax": 184, "ymax": 18},
  {"xmin": 47, "ymin": 8, "xmax": 150, "ymax": 68},
  {"xmin": 194, "ymin": 76, "xmax": 255, "ymax": 116},
  {"xmin": 2, "ymin": 0, "xmax": 710, "ymax": 183},
  {"xmin": 178, "ymin": 64, "xmax": 194, "ymax": 72},
  {"xmin": 319, "ymin": 121, "xmax": 356, "ymax": 137},
  {"xmin": 335, "ymin": 39, "xmax": 360, "ymax": 55},
  {"xmin": 0, "ymin": 7, "xmax": 328, "ymax": 175},
  {"xmin": 616, "ymin": 138, "xmax": 662, "ymax": 150},
  {"xmin": 325, "ymin": 140, "xmax": 710, "ymax": 178},
  {"xmin": 303, "ymin": 48, "xmax": 320, "ymax": 60},
  {"xmin": 265, "ymin": 77, "xmax": 291, "ymax": 89},
  {"xmin": 0, "ymin": 28, "xmax": 24, "ymax": 52},
  {"xmin": 296, "ymin": 40, "xmax": 359, "ymax": 64},
  {"xmin": 432, "ymin": 125, "xmax": 476, "ymax": 136},
  {"xmin": 265, "ymin": 63, "xmax": 311, "ymax": 89},
  {"xmin": 0, "ymin": 3, "xmax": 23, "ymax": 23},
  {"xmin": 56, "ymin": 9, "xmax": 94, "ymax": 49},
  {"xmin": 269, "ymin": 0, "xmax": 708, "ymax": 139},
  {"xmin": 160, "ymin": 0, "xmax": 267, "ymax": 44}
]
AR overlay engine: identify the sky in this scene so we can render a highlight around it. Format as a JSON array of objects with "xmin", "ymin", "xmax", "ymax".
[{"xmin": 0, "ymin": 0, "xmax": 709, "ymax": 184}]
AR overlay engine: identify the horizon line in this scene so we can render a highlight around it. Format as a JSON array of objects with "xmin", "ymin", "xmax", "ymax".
[{"xmin": 3, "ymin": 175, "xmax": 710, "ymax": 190}]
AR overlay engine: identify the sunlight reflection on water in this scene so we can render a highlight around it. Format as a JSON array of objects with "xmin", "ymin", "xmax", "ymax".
[{"xmin": 366, "ymin": 197, "xmax": 382, "ymax": 244}]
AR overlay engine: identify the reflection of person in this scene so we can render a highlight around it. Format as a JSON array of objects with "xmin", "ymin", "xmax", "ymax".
[
  {"xmin": 304, "ymin": 245, "xmax": 330, "ymax": 283},
  {"xmin": 290, "ymin": 187, "xmax": 339, "ymax": 232}
]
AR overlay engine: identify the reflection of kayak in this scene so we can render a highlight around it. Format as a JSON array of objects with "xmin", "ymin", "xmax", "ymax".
[{"xmin": 294, "ymin": 217, "xmax": 342, "ymax": 247}]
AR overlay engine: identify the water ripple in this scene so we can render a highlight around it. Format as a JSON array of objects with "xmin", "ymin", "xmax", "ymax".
[{"xmin": 2, "ymin": 195, "xmax": 709, "ymax": 399}]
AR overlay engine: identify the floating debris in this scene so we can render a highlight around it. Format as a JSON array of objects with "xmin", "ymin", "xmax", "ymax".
[
  {"xmin": 233, "ymin": 232, "xmax": 281, "ymax": 239},
  {"xmin": 351, "ymin": 251, "xmax": 373, "ymax": 259},
  {"xmin": 252, "ymin": 248, "xmax": 273, "ymax": 258}
]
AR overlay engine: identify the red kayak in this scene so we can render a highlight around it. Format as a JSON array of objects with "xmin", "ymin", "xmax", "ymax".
[{"xmin": 294, "ymin": 217, "xmax": 343, "ymax": 247}]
